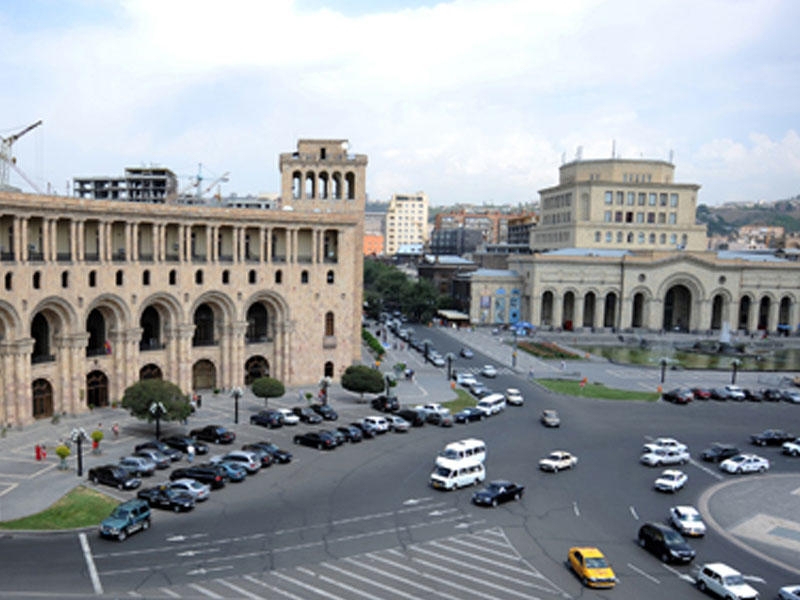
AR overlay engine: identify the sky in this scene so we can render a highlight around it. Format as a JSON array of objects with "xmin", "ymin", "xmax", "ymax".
[{"xmin": 1, "ymin": 0, "xmax": 799, "ymax": 207}]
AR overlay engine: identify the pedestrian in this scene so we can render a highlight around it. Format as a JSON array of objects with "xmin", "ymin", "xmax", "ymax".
[
  {"xmin": 112, "ymin": 422, "xmax": 119, "ymax": 439},
  {"xmin": 560, "ymin": 360, "xmax": 566, "ymax": 371},
  {"xmin": 528, "ymin": 368, "xmax": 535, "ymax": 380},
  {"xmin": 187, "ymin": 445, "xmax": 195, "ymax": 463}
]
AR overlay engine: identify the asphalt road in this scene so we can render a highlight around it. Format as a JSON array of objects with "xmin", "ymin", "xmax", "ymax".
[{"xmin": 1, "ymin": 328, "xmax": 799, "ymax": 599}]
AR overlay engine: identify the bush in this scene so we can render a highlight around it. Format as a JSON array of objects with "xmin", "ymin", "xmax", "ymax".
[
  {"xmin": 251, "ymin": 377, "xmax": 285, "ymax": 402},
  {"xmin": 55, "ymin": 444, "xmax": 71, "ymax": 459},
  {"xmin": 362, "ymin": 329, "xmax": 386, "ymax": 358},
  {"xmin": 90, "ymin": 430, "xmax": 104, "ymax": 443}
]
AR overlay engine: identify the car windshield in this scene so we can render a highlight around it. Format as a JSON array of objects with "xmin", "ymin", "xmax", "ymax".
[
  {"xmin": 684, "ymin": 513, "xmax": 701, "ymax": 522},
  {"xmin": 434, "ymin": 467, "xmax": 452, "ymax": 477},
  {"xmin": 547, "ymin": 453, "xmax": 561, "ymax": 461},
  {"xmin": 585, "ymin": 557, "xmax": 608, "ymax": 569},
  {"xmin": 724, "ymin": 575, "xmax": 745, "ymax": 586},
  {"xmin": 110, "ymin": 507, "xmax": 130, "ymax": 519},
  {"xmin": 663, "ymin": 530, "xmax": 684, "ymax": 544}
]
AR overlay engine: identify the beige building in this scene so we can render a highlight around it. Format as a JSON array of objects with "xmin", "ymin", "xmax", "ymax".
[
  {"xmin": 534, "ymin": 158, "xmax": 707, "ymax": 252},
  {"xmin": 385, "ymin": 192, "xmax": 429, "ymax": 255},
  {"xmin": 0, "ymin": 139, "xmax": 366, "ymax": 425}
]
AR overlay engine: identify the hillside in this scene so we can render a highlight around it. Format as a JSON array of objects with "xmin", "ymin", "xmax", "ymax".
[{"xmin": 697, "ymin": 196, "xmax": 800, "ymax": 236}]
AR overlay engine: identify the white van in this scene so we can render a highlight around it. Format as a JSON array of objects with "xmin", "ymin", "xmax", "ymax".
[
  {"xmin": 430, "ymin": 463, "xmax": 486, "ymax": 490},
  {"xmin": 476, "ymin": 393, "xmax": 506, "ymax": 416},
  {"xmin": 435, "ymin": 438, "xmax": 487, "ymax": 470}
]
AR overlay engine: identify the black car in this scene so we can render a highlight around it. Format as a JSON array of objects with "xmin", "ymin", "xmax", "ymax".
[
  {"xmin": 293, "ymin": 431, "xmax": 337, "ymax": 449},
  {"xmin": 700, "ymin": 443, "xmax": 740, "ymax": 463},
  {"xmin": 322, "ymin": 428, "xmax": 346, "ymax": 446},
  {"xmin": 292, "ymin": 406, "xmax": 323, "ymax": 424},
  {"xmin": 246, "ymin": 440, "xmax": 293, "ymax": 463},
  {"xmin": 709, "ymin": 388, "xmax": 729, "ymax": 401},
  {"xmin": 161, "ymin": 435, "xmax": 209, "ymax": 455},
  {"xmin": 472, "ymin": 480, "xmax": 525, "ymax": 507},
  {"xmin": 427, "ymin": 412, "xmax": 454, "ymax": 427},
  {"xmin": 137, "ymin": 486, "xmax": 196, "ymax": 512},
  {"xmin": 455, "ymin": 407, "xmax": 486, "ymax": 424},
  {"xmin": 350, "ymin": 421, "xmax": 377, "ymax": 438},
  {"xmin": 240, "ymin": 444, "xmax": 274, "ymax": 467},
  {"xmin": 310, "ymin": 403, "xmax": 339, "ymax": 421},
  {"xmin": 751, "ymin": 429, "xmax": 795, "ymax": 446},
  {"xmin": 662, "ymin": 388, "xmax": 693, "ymax": 404},
  {"xmin": 459, "ymin": 347, "xmax": 474, "ymax": 359},
  {"xmin": 134, "ymin": 440, "xmax": 183, "ymax": 461},
  {"xmin": 742, "ymin": 388, "xmax": 764, "ymax": 402},
  {"xmin": 170, "ymin": 465, "xmax": 227, "ymax": 489},
  {"xmin": 637, "ymin": 522, "xmax": 695, "ymax": 564},
  {"xmin": 249, "ymin": 410, "xmax": 284, "ymax": 428},
  {"xmin": 763, "ymin": 388, "xmax": 783, "ymax": 402},
  {"xmin": 371, "ymin": 395, "xmax": 399, "ymax": 413},
  {"xmin": 396, "ymin": 408, "xmax": 425, "ymax": 427},
  {"xmin": 189, "ymin": 425, "xmax": 236, "ymax": 444},
  {"xmin": 88, "ymin": 465, "xmax": 142, "ymax": 490},
  {"xmin": 336, "ymin": 425, "xmax": 363, "ymax": 443}
]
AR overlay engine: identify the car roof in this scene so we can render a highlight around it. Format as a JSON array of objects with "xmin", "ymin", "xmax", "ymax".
[
  {"xmin": 702, "ymin": 562, "xmax": 740, "ymax": 576},
  {"xmin": 674, "ymin": 505, "xmax": 698, "ymax": 513},
  {"xmin": 571, "ymin": 546, "xmax": 604, "ymax": 557}
]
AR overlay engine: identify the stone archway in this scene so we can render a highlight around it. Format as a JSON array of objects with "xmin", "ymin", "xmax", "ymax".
[
  {"xmin": 758, "ymin": 296, "xmax": 771, "ymax": 330},
  {"xmin": 193, "ymin": 359, "xmax": 217, "ymax": 390},
  {"xmin": 540, "ymin": 291, "xmax": 554, "ymax": 327},
  {"xmin": 86, "ymin": 370, "xmax": 109, "ymax": 408},
  {"xmin": 139, "ymin": 364, "xmax": 163, "ymax": 380},
  {"xmin": 32, "ymin": 378, "xmax": 53, "ymax": 419},
  {"xmin": 603, "ymin": 293, "xmax": 617, "ymax": 328},
  {"xmin": 244, "ymin": 356, "xmax": 269, "ymax": 385},
  {"xmin": 562, "ymin": 291, "xmax": 575, "ymax": 331},
  {"xmin": 711, "ymin": 294, "xmax": 725, "ymax": 330},
  {"xmin": 738, "ymin": 296, "xmax": 752, "ymax": 331},
  {"xmin": 663, "ymin": 284, "xmax": 692, "ymax": 332},
  {"xmin": 632, "ymin": 292, "xmax": 645, "ymax": 328},
  {"xmin": 583, "ymin": 292, "xmax": 596, "ymax": 328}
]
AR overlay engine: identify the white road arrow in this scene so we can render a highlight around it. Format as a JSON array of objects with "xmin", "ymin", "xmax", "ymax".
[
  {"xmin": 167, "ymin": 533, "xmax": 207, "ymax": 543},
  {"xmin": 177, "ymin": 548, "xmax": 219, "ymax": 557},
  {"xmin": 428, "ymin": 508, "xmax": 458, "ymax": 516},
  {"xmin": 187, "ymin": 566, "xmax": 232, "ymax": 576},
  {"xmin": 403, "ymin": 497, "xmax": 431, "ymax": 506}
]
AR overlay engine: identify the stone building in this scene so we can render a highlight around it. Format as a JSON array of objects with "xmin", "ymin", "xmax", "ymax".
[
  {"xmin": 385, "ymin": 192, "xmax": 429, "ymax": 255},
  {"xmin": 0, "ymin": 139, "xmax": 366, "ymax": 425}
]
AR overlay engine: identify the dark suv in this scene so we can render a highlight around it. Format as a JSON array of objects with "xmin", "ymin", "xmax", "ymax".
[
  {"xmin": 701, "ymin": 443, "xmax": 740, "ymax": 463},
  {"xmin": 88, "ymin": 465, "xmax": 142, "ymax": 490},
  {"xmin": 170, "ymin": 464, "xmax": 227, "ymax": 489},
  {"xmin": 637, "ymin": 522, "xmax": 695, "ymax": 564},
  {"xmin": 190, "ymin": 425, "xmax": 236, "ymax": 444},
  {"xmin": 310, "ymin": 404, "xmax": 338, "ymax": 421},
  {"xmin": 99, "ymin": 499, "xmax": 151, "ymax": 541},
  {"xmin": 292, "ymin": 406, "xmax": 323, "ymax": 424},
  {"xmin": 249, "ymin": 410, "xmax": 284, "ymax": 428},
  {"xmin": 371, "ymin": 395, "xmax": 399, "ymax": 413}
]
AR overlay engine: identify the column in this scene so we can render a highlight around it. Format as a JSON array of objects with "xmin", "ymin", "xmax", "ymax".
[
  {"xmin": 69, "ymin": 221, "xmax": 78, "ymax": 262},
  {"xmin": 265, "ymin": 227, "xmax": 272, "ymax": 263},
  {"xmin": 767, "ymin": 300, "xmax": 779, "ymax": 333},
  {"xmin": 184, "ymin": 225, "xmax": 192, "ymax": 262},
  {"xmin": 574, "ymin": 294, "xmax": 585, "ymax": 330},
  {"xmin": 258, "ymin": 228, "xmax": 265, "ymax": 262},
  {"xmin": 46, "ymin": 218, "xmax": 56, "ymax": 262},
  {"xmin": 76, "ymin": 220, "xmax": 85, "ymax": 261},
  {"xmin": 20, "ymin": 218, "xmax": 28, "ymax": 262},
  {"xmin": 552, "ymin": 294, "xmax": 563, "ymax": 329}
]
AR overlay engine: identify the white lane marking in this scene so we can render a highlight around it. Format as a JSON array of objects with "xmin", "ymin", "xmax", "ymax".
[
  {"xmin": 244, "ymin": 574, "xmax": 305, "ymax": 600},
  {"xmin": 343, "ymin": 556, "xmax": 462, "ymax": 600},
  {"xmin": 322, "ymin": 561, "xmax": 414, "ymax": 599},
  {"xmin": 215, "ymin": 578, "xmax": 266, "ymax": 599},
  {"xmin": 743, "ymin": 574, "xmax": 766, "ymax": 584},
  {"xmin": 428, "ymin": 508, "xmax": 458, "ymax": 516},
  {"xmin": 167, "ymin": 533, "xmax": 208, "ymax": 542},
  {"xmin": 406, "ymin": 555, "xmax": 507, "ymax": 600},
  {"xmin": 492, "ymin": 528, "xmax": 571, "ymax": 599},
  {"xmin": 573, "ymin": 501, "xmax": 580, "ymax": 516},
  {"xmin": 627, "ymin": 562, "xmax": 660, "ymax": 584},
  {"xmin": 402, "ymin": 497, "xmax": 433, "ymax": 505},
  {"xmin": 157, "ymin": 588, "xmax": 181, "ymax": 598},
  {"xmin": 177, "ymin": 548, "xmax": 219, "ymax": 557},
  {"xmin": 187, "ymin": 566, "xmax": 233, "ymax": 576},
  {"xmin": 187, "ymin": 583, "xmax": 225, "ymax": 598},
  {"xmin": 79, "ymin": 532, "xmax": 103, "ymax": 596},
  {"xmin": 272, "ymin": 571, "xmax": 346, "ymax": 600},
  {"xmin": 689, "ymin": 458, "xmax": 724, "ymax": 480},
  {"xmin": 630, "ymin": 505, "xmax": 639, "ymax": 520},
  {"xmin": 454, "ymin": 520, "xmax": 486, "ymax": 529}
]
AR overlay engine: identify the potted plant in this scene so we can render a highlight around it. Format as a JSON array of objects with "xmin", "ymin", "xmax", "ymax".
[
  {"xmin": 55, "ymin": 444, "xmax": 71, "ymax": 470},
  {"xmin": 90, "ymin": 429, "xmax": 104, "ymax": 454}
]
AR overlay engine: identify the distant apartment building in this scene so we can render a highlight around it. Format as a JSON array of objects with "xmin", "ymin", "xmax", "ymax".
[
  {"xmin": 533, "ymin": 158, "xmax": 706, "ymax": 251},
  {"xmin": 385, "ymin": 192, "xmax": 429, "ymax": 255},
  {"xmin": 507, "ymin": 214, "xmax": 537, "ymax": 246},
  {"xmin": 429, "ymin": 227, "xmax": 484, "ymax": 255},
  {"xmin": 736, "ymin": 225, "xmax": 784, "ymax": 249},
  {"xmin": 434, "ymin": 208, "xmax": 535, "ymax": 245},
  {"xmin": 73, "ymin": 166, "xmax": 179, "ymax": 203},
  {"xmin": 363, "ymin": 233, "xmax": 384, "ymax": 256}
]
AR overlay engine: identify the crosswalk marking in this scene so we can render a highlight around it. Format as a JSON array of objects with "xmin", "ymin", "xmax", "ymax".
[
  {"xmin": 214, "ymin": 579, "xmax": 265, "ymax": 600},
  {"xmin": 186, "ymin": 583, "xmax": 225, "ymax": 599},
  {"xmin": 243, "ymin": 575, "xmax": 304, "ymax": 600},
  {"xmin": 343, "ymin": 555, "xmax": 462, "ymax": 600}
]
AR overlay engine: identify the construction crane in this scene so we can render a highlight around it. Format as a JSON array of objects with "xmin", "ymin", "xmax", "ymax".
[
  {"xmin": 1, "ymin": 120, "xmax": 43, "ymax": 192},
  {"xmin": 174, "ymin": 163, "xmax": 229, "ymax": 204}
]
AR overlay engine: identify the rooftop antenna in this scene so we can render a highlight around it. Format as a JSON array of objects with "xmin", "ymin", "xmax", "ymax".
[
  {"xmin": 561, "ymin": 151, "xmax": 566, "ymax": 164},
  {"xmin": 611, "ymin": 139, "xmax": 616, "ymax": 158},
  {"xmin": 575, "ymin": 146, "xmax": 583, "ymax": 161},
  {"xmin": 669, "ymin": 149, "xmax": 674, "ymax": 163}
]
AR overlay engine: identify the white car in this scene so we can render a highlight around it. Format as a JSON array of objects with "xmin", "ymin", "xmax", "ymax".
[
  {"xmin": 385, "ymin": 415, "xmax": 410, "ymax": 432},
  {"xmin": 719, "ymin": 453, "xmax": 770, "ymax": 474},
  {"xmin": 429, "ymin": 353, "xmax": 446, "ymax": 367},
  {"xmin": 505, "ymin": 388, "xmax": 524, "ymax": 406},
  {"xmin": 642, "ymin": 437, "xmax": 688, "ymax": 454},
  {"xmin": 669, "ymin": 505, "xmax": 706, "ymax": 537},
  {"xmin": 724, "ymin": 384, "xmax": 746, "ymax": 400},
  {"xmin": 362, "ymin": 415, "xmax": 389, "ymax": 433},
  {"xmin": 167, "ymin": 478, "xmax": 211, "ymax": 501},
  {"xmin": 480, "ymin": 365, "xmax": 498, "ymax": 378},
  {"xmin": 783, "ymin": 390, "xmax": 800, "ymax": 404},
  {"xmin": 782, "ymin": 438, "xmax": 800, "ymax": 457},
  {"xmin": 456, "ymin": 372, "xmax": 477, "ymax": 387},
  {"xmin": 277, "ymin": 408, "xmax": 300, "ymax": 425},
  {"xmin": 640, "ymin": 447, "xmax": 690, "ymax": 467},
  {"xmin": 696, "ymin": 562, "xmax": 759, "ymax": 600},
  {"xmin": 538, "ymin": 450, "xmax": 578, "ymax": 472},
  {"xmin": 654, "ymin": 469, "xmax": 687, "ymax": 493},
  {"xmin": 778, "ymin": 584, "xmax": 800, "ymax": 600},
  {"xmin": 415, "ymin": 403, "xmax": 447, "ymax": 417}
]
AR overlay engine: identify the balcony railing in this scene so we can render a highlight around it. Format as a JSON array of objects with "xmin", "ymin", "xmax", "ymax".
[
  {"xmin": 192, "ymin": 339, "xmax": 218, "ymax": 347},
  {"xmin": 31, "ymin": 354, "xmax": 56, "ymax": 364},
  {"xmin": 245, "ymin": 335, "xmax": 273, "ymax": 345},
  {"xmin": 56, "ymin": 252, "xmax": 72, "ymax": 262},
  {"xmin": 28, "ymin": 251, "xmax": 44, "ymax": 262},
  {"xmin": 84, "ymin": 252, "xmax": 100, "ymax": 262},
  {"xmin": 0, "ymin": 251, "xmax": 14, "ymax": 261},
  {"xmin": 139, "ymin": 339, "xmax": 164, "ymax": 351},
  {"xmin": 218, "ymin": 254, "xmax": 234, "ymax": 263}
]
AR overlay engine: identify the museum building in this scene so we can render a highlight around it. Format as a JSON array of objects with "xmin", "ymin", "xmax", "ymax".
[{"xmin": 0, "ymin": 139, "xmax": 366, "ymax": 424}]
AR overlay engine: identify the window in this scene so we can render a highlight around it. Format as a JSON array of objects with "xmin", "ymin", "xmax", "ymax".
[
  {"xmin": 670, "ymin": 233, "xmax": 677, "ymax": 245},
  {"xmin": 195, "ymin": 270, "xmax": 203, "ymax": 285},
  {"xmin": 627, "ymin": 192, "xmax": 635, "ymax": 205},
  {"xmin": 324, "ymin": 312, "xmax": 334, "ymax": 336},
  {"xmin": 658, "ymin": 213, "xmax": 666, "ymax": 224},
  {"xmin": 636, "ymin": 212, "xmax": 644, "ymax": 223},
  {"xmin": 660, "ymin": 193, "xmax": 668, "ymax": 206},
  {"xmin": 616, "ymin": 191, "xmax": 624, "ymax": 205},
  {"xmin": 670, "ymin": 193, "xmax": 679, "ymax": 207},
  {"xmin": 616, "ymin": 231, "xmax": 623, "ymax": 242},
  {"xmin": 647, "ymin": 212, "xmax": 655, "ymax": 224},
  {"xmin": 169, "ymin": 269, "xmax": 177, "ymax": 285},
  {"xmin": 326, "ymin": 270, "xmax": 334, "ymax": 284},
  {"xmin": 604, "ymin": 191, "xmax": 613, "ymax": 205},
  {"xmin": 668, "ymin": 212, "xmax": 677, "ymax": 224},
  {"xmin": 615, "ymin": 211, "xmax": 623, "ymax": 223},
  {"xmin": 4, "ymin": 272, "xmax": 11, "ymax": 291},
  {"xmin": 116, "ymin": 270, "xmax": 123, "ymax": 286},
  {"xmin": 89, "ymin": 270, "xmax": 97, "ymax": 287},
  {"xmin": 605, "ymin": 232, "xmax": 613, "ymax": 242},
  {"xmin": 627, "ymin": 232, "xmax": 634, "ymax": 243},
  {"xmin": 142, "ymin": 270, "xmax": 150, "ymax": 286},
  {"xmin": 649, "ymin": 193, "xmax": 657, "ymax": 206},
  {"xmin": 660, "ymin": 233, "xmax": 667, "ymax": 244},
  {"xmin": 604, "ymin": 211, "xmax": 612, "ymax": 222},
  {"xmin": 275, "ymin": 270, "xmax": 282, "ymax": 284},
  {"xmin": 33, "ymin": 271, "xmax": 41, "ymax": 289},
  {"xmin": 222, "ymin": 270, "xmax": 230, "ymax": 284},
  {"xmin": 61, "ymin": 271, "xmax": 69, "ymax": 288},
  {"xmin": 301, "ymin": 270, "xmax": 309, "ymax": 284},
  {"xmin": 594, "ymin": 231, "xmax": 601, "ymax": 242},
  {"xmin": 625, "ymin": 212, "xmax": 633, "ymax": 223},
  {"xmin": 649, "ymin": 233, "xmax": 656, "ymax": 243},
  {"xmin": 638, "ymin": 232, "xmax": 645, "ymax": 244},
  {"xmin": 638, "ymin": 193, "xmax": 646, "ymax": 206},
  {"xmin": 248, "ymin": 270, "xmax": 257, "ymax": 284}
]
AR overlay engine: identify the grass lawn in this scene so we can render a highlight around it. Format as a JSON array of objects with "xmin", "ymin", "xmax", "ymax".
[
  {"xmin": 0, "ymin": 485, "xmax": 119, "ymax": 530},
  {"xmin": 443, "ymin": 388, "xmax": 476, "ymax": 412},
  {"xmin": 536, "ymin": 378, "xmax": 660, "ymax": 401}
]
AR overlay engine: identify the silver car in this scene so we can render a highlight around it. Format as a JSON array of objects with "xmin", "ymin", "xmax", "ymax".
[
  {"xmin": 167, "ymin": 478, "xmax": 211, "ymax": 501},
  {"xmin": 118, "ymin": 456, "xmax": 157, "ymax": 477},
  {"xmin": 385, "ymin": 415, "xmax": 410, "ymax": 433}
]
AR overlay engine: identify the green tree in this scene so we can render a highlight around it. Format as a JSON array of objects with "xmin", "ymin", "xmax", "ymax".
[
  {"xmin": 120, "ymin": 379, "xmax": 192, "ymax": 424},
  {"xmin": 340, "ymin": 365, "xmax": 385, "ymax": 400},
  {"xmin": 251, "ymin": 377, "xmax": 285, "ymax": 406}
]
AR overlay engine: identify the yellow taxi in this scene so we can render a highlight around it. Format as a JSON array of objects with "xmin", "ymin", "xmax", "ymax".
[{"xmin": 567, "ymin": 546, "xmax": 617, "ymax": 589}]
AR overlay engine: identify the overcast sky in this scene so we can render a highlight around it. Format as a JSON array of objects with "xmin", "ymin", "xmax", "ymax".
[{"xmin": 2, "ymin": 0, "xmax": 798, "ymax": 206}]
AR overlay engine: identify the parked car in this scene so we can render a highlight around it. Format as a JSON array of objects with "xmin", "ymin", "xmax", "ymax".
[
  {"xmin": 336, "ymin": 425, "xmax": 363, "ymax": 442},
  {"xmin": 134, "ymin": 440, "xmax": 182, "ymax": 461},
  {"xmin": 567, "ymin": 546, "xmax": 617, "ymax": 589},
  {"xmin": 362, "ymin": 415, "xmax": 390, "ymax": 433},
  {"xmin": 321, "ymin": 428, "xmax": 346, "ymax": 446},
  {"xmin": 293, "ymin": 430, "xmax": 337, "ymax": 449},
  {"xmin": 778, "ymin": 585, "xmax": 800, "ymax": 600},
  {"xmin": 782, "ymin": 389, "xmax": 800, "ymax": 403},
  {"xmin": 742, "ymin": 388, "xmax": 764, "ymax": 402},
  {"xmin": 219, "ymin": 450, "xmax": 262, "ymax": 473},
  {"xmin": 662, "ymin": 387, "xmax": 693, "ymax": 404},
  {"xmin": 386, "ymin": 414, "xmax": 410, "ymax": 432},
  {"xmin": 654, "ymin": 469, "xmax": 687, "ymax": 492},
  {"xmin": 133, "ymin": 448, "xmax": 171, "ymax": 469},
  {"xmin": 459, "ymin": 347, "xmax": 474, "ymax": 358},
  {"xmin": 310, "ymin": 403, "xmax": 338, "ymax": 421},
  {"xmin": 541, "ymin": 409, "xmax": 561, "ymax": 427},
  {"xmin": 167, "ymin": 478, "xmax": 211, "ymax": 501},
  {"xmin": 710, "ymin": 387, "xmax": 730, "ymax": 401},
  {"xmin": 88, "ymin": 465, "xmax": 142, "ymax": 490},
  {"xmin": 429, "ymin": 353, "xmax": 446, "ymax": 367},
  {"xmin": 691, "ymin": 387, "xmax": 712, "ymax": 400},
  {"xmin": 427, "ymin": 411, "xmax": 454, "ymax": 427},
  {"xmin": 695, "ymin": 562, "xmax": 759, "ymax": 600},
  {"xmin": 189, "ymin": 425, "xmax": 236, "ymax": 444},
  {"xmin": 480, "ymin": 365, "xmax": 498, "ymax": 378},
  {"xmin": 245, "ymin": 441, "xmax": 293, "ymax": 463},
  {"xmin": 701, "ymin": 442, "xmax": 740, "ymax": 463},
  {"xmin": 720, "ymin": 453, "xmax": 770, "ymax": 474},
  {"xmin": 642, "ymin": 437, "xmax": 688, "ymax": 454},
  {"xmin": 454, "ymin": 407, "xmax": 486, "ymax": 424},
  {"xmin": 161, "ymin": 435, "xmax": 209, "ymax": 455},
  {"xmin": 724, "ymin": 384, "xmax": 746, "ymax": 401},
  {"xmin": 118, "ymin": 456, "xmax": 157, "ymax": 477},
  {"xmin": 782, "ymin": 438, "xmax": 800, "ymax": 457},
  {"xmin": 239, "ymin": 444, "xmax": 274, "ymax": 468},
  {"xmin": 471, "ymin": 480, "xmax": 524, "ymax": 507},
  {"xmin": 505, "ymin": 388, "xmax": 524, "ymax": 406},
  {"xmin": 763, "ymin": 388, "xmax": 784, "ymax": 402},
  {"xmin": 137, "ymin": 485, "xmax": 196, "ymax": 512},
  {"xmin": 455, "ymin": 372, "xmax": 477, "ymax": 387},
  {"xmin": 539, "ymin": 450, "xmax": 578, "ymax": 472},
  {"xmin": 249, "ymin": 410, "xmax": 284, "ymax": 428},
  {"xmin": 371, "ymin": 395, "xmax": 399, "ymax": 412},
  {"xmin": 637, "ymin": 522, "xmax": 695, "ymax": 563},
  {"xmin": 640, "ymin": 447, "xmax": 690, "ymax": 467},
  {"xmin": 750, "ymin": 428, "xmax": 794, "ymax": 446},
  {"xmin": 292, "ymin": 406, "xmax": 323, "ymax": 424},
  {"xmin": 99, "ymin": 499, "xmax": 151, "ymax": 541},
  {"xmin": 669, "ymin": 505, "xmax": 707, "ymax": 537},
  {"xmin": 170, "ymin": 464, "xmax": 227, "ymax": 488},
  {"xmin": 277, "ymin": 408, "xmax": 300, "ymax": 425},
  {"xmin": 214, "ymin": 461, "xmax": 248, "ymax": 482},
  {"xmin": 350, "ymin": 421, "xmax": 377, "ymax": 439},
  {"xmin": 396, "ymin": 408, "xmax": 426, "ymax": 427},
  {"xmin": 415, "ymin": 403, "xmax": 447, "ymax": 417}
]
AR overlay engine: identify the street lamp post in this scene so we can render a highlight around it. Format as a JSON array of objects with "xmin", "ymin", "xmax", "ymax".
[
  {"xmin": 512, "ymin": 329, "xmax": 518, "ymax": 368},
  {"xmin": 730, "ymin": 359, "xmax": 741, "ymax": 385},
  {"xmin": 231, "ymin": 387, "xmax": 243, "ymax": 424},
  {"xmin": 445, "ymin": 352, "xmax": 455, "ymax": 380},
  {"xmin": 70, "ymin": 427, "xmax": 88, "ymax": 477},
  {"xmin": 423, "ymin": 340, "xmax": 431, "ymax": 364},
  {"xmin": 149, "ymin": 401, "xmax": 166, "ymax": 439},
  {"xmin": 659, "ymin": 358, "xmax": 668, "ymax": 384}
]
